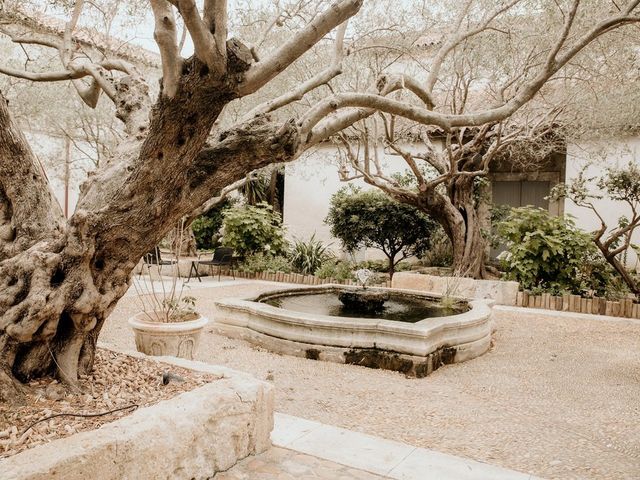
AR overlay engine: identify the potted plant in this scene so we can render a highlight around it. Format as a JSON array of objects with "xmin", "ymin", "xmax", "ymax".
[{"xmin": 129, "ymin": 220, "xmax": 208, "ymax": 360}]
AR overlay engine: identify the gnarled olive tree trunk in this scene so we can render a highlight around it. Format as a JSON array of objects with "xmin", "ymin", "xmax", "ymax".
[
  {"xmin": 396, "ymin": 178, "xmax": 487, "ymax": 280},
  {"xmin": 0, "ymin": 58, "xmax": 300, "ymax": 403}
]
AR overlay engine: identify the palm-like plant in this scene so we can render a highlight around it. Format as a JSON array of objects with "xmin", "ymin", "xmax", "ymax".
[{"xmin": 290, "ymin": 234, "xmax": 334, "ymax": 275}]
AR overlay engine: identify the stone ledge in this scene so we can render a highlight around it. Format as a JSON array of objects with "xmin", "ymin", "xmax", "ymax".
[
  {"xmin": 1, "ymin": 349, "xmax": 274, "ymax": 480},
  {"xmin": 213, "ymin": 286, "xmax": 493, "ymax": 365},
  {"xmin": 392, "ymin": 272, "xmax": 519, "ymax": 306},
  {"xmin": 211, "ymin": 317, "xmax": 492, "ymax": 378}
]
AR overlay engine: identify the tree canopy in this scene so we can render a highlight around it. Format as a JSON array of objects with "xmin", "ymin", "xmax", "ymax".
[{"xmin": 326, "ymin": 187, "xmax": 436, "ymax": 277}]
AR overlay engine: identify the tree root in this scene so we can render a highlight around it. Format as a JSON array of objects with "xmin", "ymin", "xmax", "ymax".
[{"xmin": 0, "ymin": 368, "xmax": 27, "ymax": 405}]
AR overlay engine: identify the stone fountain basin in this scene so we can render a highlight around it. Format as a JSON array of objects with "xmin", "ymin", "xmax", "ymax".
[{"xmin": 213, "ymin": 285, "xmax": 494, "ymax": 375}]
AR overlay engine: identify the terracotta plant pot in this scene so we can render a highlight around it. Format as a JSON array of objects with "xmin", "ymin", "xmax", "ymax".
[{"xmin": 128, "ymin": 311, "xmax": 209, "ymax": 360}]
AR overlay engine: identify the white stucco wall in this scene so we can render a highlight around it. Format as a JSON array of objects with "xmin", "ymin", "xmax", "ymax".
[
  {"xmin": 286, "ymin": 136, "xmax": 640, "ymax": 268},
  {"xmin": 564, "ymin": 135, "xmax": 640, "ymax": 267},
  {"xmin": 283, "ymin": 144, "xmax": 422, "ymax": 261}
]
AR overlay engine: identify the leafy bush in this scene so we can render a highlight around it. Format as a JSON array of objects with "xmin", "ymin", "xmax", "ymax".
[
  {"xmin": 222, "ymin": 202, "xmax": 288, "ymax": 256},
  {"xmin": 419, "ymin": 227, "xmax": 453, "ymax": 267},
  {"xmin": 290, "ymin": 234, "xmax": 334, "ymax": 275},
  {"xmin": 315, "ymin": 259, "xmax": 355, "ymax": 281},
  {"xmin": 356, "ymin": 259, "xmax": 412, "ymax": 273},
  {"xmin": 190, "ymin": 199, "xmax": 233, "ymax": 250},
  {"xmin": 239, "ymin": 253, "xmax": 293, "ymax": 274},
  {"xmin": 325, "ymin": 187, "xmax": 436, "ymax": 278},
  {"xmin": 497, "ymin": 207, "xmax": 616, "ymax": 296}
]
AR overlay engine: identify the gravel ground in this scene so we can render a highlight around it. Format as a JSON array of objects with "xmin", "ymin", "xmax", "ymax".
[
  {"xmin": 102, "ymin": 279, "xmax": 640, "ymax": 480},
  {"xmin": 0, "ymin": 349, "xmax": 218, "ymax": 458}
]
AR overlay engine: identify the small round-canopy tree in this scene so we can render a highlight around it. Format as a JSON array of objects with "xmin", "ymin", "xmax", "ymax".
[{"xmin": 326, "ymin": 187, "xmax": 435, "ymax": 279}]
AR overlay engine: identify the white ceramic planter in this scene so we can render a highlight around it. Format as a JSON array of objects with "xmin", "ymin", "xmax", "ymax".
[{"xmin": 128, "ymin": 312, "xmax": 209, "ymax": 360}]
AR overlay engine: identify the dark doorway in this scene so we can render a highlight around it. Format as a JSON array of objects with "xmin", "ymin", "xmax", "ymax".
[{"xmin": 492, "ymin": 180, "xmax": 550, "ymax": 210}]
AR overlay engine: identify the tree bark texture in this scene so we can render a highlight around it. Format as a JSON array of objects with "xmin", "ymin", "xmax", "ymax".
[
  {"xmin": 0, "ymin": 56, "xmax": 300, "ymax": 403},
  {"xmin": 389, "ymin": 180, "xmax": 487, "ymax": 280}
]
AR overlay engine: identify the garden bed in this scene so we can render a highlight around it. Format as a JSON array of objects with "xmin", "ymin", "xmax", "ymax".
[
  {"xmin": 1, "ymin": 347, "xmax": 274, "ymax": 480},
  {"xmin": 0, "ymin": 349, "xmax": 220, "ymax": 459}
]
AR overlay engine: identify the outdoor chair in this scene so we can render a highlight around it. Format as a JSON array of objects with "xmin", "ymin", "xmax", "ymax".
[
  {"xmin": 187, "ymin": 247, "xmax": 236, "ymax": 282},
  {"xmin": 142, "ymin": 246, "xmax": 177, "ymax": 267}
]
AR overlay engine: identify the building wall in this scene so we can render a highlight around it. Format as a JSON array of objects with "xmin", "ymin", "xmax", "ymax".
[
  {"xmin": 565, "ymin": 135, "xmax": 640, "ymax": 267},
  {"xmin": 282, "ymin": 144, "xmax": 415, "ymax": 261}
]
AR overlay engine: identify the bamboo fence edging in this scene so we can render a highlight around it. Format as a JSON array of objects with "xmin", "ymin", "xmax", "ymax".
[
  {"xmin": 219, "ymin": 269, "xmax": 392, "ymax": 288},
  {"xmin": 515, "ymin": 290, "xmax": 640, "ymax": 319}
]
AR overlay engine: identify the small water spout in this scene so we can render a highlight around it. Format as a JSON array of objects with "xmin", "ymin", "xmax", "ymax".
[{"xmin": 355, "ymin": 268, "xmax": 373, "ymax": 290}]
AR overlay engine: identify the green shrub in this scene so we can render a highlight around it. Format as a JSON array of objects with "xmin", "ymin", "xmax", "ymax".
[
  {"xmin": 290, "ymin": 234, "xmax": 334, "ymax": 275},
  {"xmin": 419, "ymin": 227, "xmax": 453, "ymax": 267},
  {"xmin": 190, "ymin": 200, "xmax": 232, "ymax": 250},
  {"xmin": 356, "ymin": 259, "xmax": 411, "ymax": 273},
  {"xmin": 315, "ymin": 259, "xmax": 355, "ymax": 281},
  {"xmin": 222, "ymin": 202, "xmax": 288, "ymax": 256},
  {"xmin": 325, "ymin": 187, "xmax": 436, "ymax": 279},
  {"xmin": 239, "ymin": 253, "xmax": 293, "ymax": 274},
  {"xmin": 497, "ymin": 207, "xmax": 616, "ymax": 296}
]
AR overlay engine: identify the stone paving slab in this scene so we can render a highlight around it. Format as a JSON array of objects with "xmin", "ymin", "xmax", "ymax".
[
  {"xmin": 216, "ymin": 447, "xmax": 387, "ymax": 480},
  {"xmin": 272, "ymin": 413, "xmax": 542, "ymax": 479}
]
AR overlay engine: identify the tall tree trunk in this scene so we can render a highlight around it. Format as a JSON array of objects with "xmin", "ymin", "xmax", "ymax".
[
  {"xmin": 387, "ymin": 255, "xmax": 395, "ymax": 281},
  {"xmin": 445, "ymin": 176, "xmax": 486, "ymax": 279},
  {"xmin": 447, "ymin": 203, "xmax": 486, "ymax": 279},
  {"xmin": 408, "ymin": 181, "xmax": 486, "ymax": 280},
  {"xmin": 268, "ymin": 167, "xmax": 280, "ymax": 213},
  {"xmin": 0, "ymin": 62, "xmax": 300, "ymax": 403}
]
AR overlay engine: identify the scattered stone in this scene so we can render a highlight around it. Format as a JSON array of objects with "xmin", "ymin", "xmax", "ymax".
[
  {"xmin": 44, "ymin": 383, "xmax": 66, "ymax": 402},
  {"xmin": 162, "ymin": 371, "xmax": 186, "ymax": 385}
]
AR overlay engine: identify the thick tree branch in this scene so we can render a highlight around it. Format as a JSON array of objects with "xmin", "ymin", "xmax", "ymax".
[
  {"xmin": 203, "ymin": 0, "xmax": 228, "ymax": 65},
  {"xmin": 151, "ymin": 0, "xmax": 182, "ymax": 98},
  {"xmin": 379, "ymin": 74, "xmax": 435, "ymax": 110},
  {"xmin": 244, "ymin": 21, "xmax": 349, "ymax": 120},
  {"xmin": 0, "ymin": 93, "xmax": 65, "ymax": 261},
  {"xmin": 176, "ymin": 0, "xmax": 225, "ymax": 76},
  {"xmin": 0, "ymin": 65, "xmax": 85, "ymax": 82},
  {"xmin": 302, "ymin": 2, "xmax": 640, "ymax": 146},
  {"xmin": 238, "ymin": 0, "xmax": 363, "ymax": 95}
]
